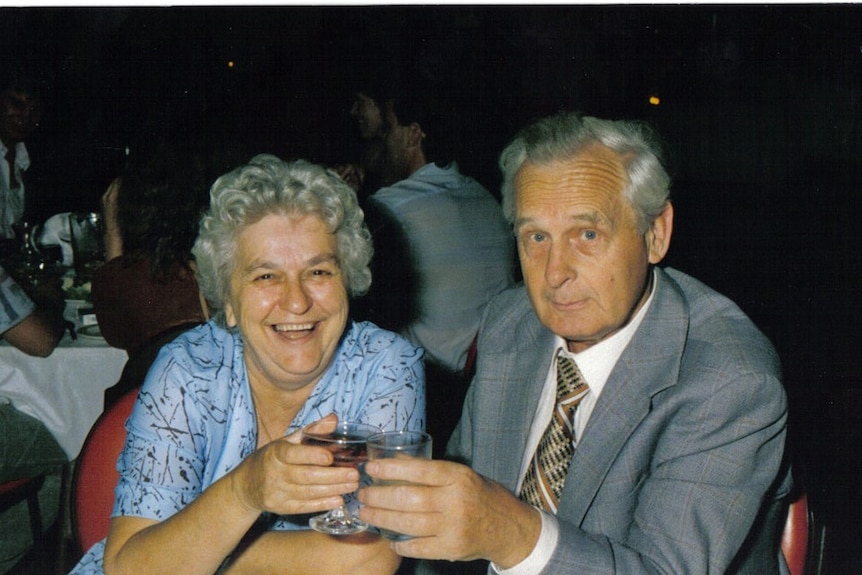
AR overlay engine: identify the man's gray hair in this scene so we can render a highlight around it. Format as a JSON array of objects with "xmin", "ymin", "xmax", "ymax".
[{"xmin": 499, "ymin": 112, "xmax": 671, "ymax": 233}]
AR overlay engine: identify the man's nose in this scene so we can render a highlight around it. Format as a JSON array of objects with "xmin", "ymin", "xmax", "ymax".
[{"xmin": 544, "ymin": 242, "xmax": 575, "ymax": 288}]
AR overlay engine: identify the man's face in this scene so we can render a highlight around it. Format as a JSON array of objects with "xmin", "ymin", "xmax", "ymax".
[
  {"xmin": 0, "ymin": 89, "xmax": 40, "ymax": 145},
  {"xmin": 349, "ymin": 92, "xmax": 385, "ymax": 140},
  {"xmin": 513, "ymin": 144, "xmax": 671, "ymax": 353},
  {"xmin": 377, "ymin": 106, "xmax": 413, "ymax": 186}
]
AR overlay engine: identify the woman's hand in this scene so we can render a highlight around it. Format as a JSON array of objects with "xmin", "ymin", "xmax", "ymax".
[{"xmin": 232, "ymin": 414, "xmax": 360, "ymax": 516}]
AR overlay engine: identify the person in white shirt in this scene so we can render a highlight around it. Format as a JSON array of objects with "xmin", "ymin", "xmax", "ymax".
[
  {"xmin": 0, "ymin": 263, "xmax": 67, "ymax": 571},
  {"xmin": 0, "ymin": 70, "xmax": 42, "ymax": 241},
  {"xmin": 353, "ymin": 78, "xmax": 516, "ymax": 374},
  {"xmin": 348, "ymin": 77, "xmax": 516, "ymax": 454}
]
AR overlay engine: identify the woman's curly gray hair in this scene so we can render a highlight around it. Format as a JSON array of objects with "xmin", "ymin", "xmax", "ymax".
[{"xmin": 192, "ymin": 154, "xmax": 373, "ymax": 324}]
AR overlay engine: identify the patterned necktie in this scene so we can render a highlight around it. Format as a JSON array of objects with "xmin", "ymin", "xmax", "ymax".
[{"xmin": 520, "ymin": 351, "xmax": 590, "ymax": 513}]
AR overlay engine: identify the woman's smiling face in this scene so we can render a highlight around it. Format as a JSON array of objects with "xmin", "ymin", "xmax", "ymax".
[{"xmin": 225, "ymin": 212, "xmax": 349, "ymax": 392}]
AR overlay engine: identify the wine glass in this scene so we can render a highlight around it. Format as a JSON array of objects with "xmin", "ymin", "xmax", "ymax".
[{"xmin": 300, "ymin": 419, "xmax": 381, "ymax": 535}]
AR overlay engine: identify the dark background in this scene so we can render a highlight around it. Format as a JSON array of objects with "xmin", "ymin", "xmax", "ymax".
[{"xmin": 2, "ymin": 5, "xmax": 860, "ymax": 571}]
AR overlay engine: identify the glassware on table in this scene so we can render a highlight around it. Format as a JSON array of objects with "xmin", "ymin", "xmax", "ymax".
[
  {"xmin": 365, "ymin": 430, "xmax": 433, "ymax": 540},
  {"xmin": 5, "ymin": 221, "xmax": 63, "ymax": 290},
  {"xmin": 68, "ymin": 212, "xmax": 104, "ymax": 284},
  {"xmin": 300, "ymin": 420, "xmax": 381, "ymax": 535}
]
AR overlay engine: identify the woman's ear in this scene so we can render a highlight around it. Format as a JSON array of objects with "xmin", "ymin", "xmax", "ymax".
[{"xmin": 224, "ymin": 302, "xmax": 237, "ymax": 328}]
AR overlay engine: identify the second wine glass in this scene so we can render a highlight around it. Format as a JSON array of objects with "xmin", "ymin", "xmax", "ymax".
[{"xmin": 300, "ymin": 419, "xmax": 381, "ymax": 535}]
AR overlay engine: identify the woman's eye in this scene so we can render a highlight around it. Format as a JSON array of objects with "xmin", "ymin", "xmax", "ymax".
[
  {"xmin": 583, "ymin": 230, "xmax": 598, "ymax": 241},
  {"xmin": 309, "ymin": 267, "xmax": 336, "ymax": 278},
  {"xmin": 254, "ymin": 273, "xmax": 274, "ymax": 282},
  {"xmin": 528, "ymin": 232, "xmax": 546, "ymax": 243}
]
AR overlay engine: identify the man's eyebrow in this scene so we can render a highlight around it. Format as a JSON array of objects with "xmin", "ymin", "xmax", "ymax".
[{"xmin": 514, "ymin": 211, "xmax": 604, "ymax": 230}]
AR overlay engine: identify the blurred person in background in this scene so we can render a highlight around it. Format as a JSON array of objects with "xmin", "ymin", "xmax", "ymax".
[
  {"xmin": 0, "ymin": 261, "xmax": 66, "ymax": 572},
  {"xmin": 91, "ymin": 128, "xmax": 227, "ymax": 406},
  {"xmin": 0, "ymin": 68, "xmax": 43, "ymax": 245},
  {"xmin": 349, "ymin": 74, "xmax": 515, "ymax": 452}
]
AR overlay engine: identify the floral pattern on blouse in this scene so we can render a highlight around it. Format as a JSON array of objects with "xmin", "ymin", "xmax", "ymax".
[{"xmin": 70, "ymin": 319, "xmax": 425, "ymax": 574}]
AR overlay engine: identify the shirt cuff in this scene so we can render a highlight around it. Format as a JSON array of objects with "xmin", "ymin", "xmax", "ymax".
[{"xmin": 491, "ymin": 508, "xmax": 559, "ymax": 575}]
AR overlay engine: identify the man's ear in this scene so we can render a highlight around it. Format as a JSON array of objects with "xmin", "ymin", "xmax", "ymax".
[
  {"xmin": 406, "ymin": 122, "xmax": 426, "ymax": 148},
  {"xmin": 646, "ymin": 202, "xmax": 673, "ymax": 264}
]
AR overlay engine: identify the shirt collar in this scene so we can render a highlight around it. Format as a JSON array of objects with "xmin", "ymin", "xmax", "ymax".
[{"xmin": 0, "ymin": 140, "xmax": 30, "ymax": 170}]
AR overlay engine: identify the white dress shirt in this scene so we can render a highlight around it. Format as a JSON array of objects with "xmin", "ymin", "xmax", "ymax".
[{"xmin": 0, "ymin": 139, "xmax": 29, "ymax": 239}]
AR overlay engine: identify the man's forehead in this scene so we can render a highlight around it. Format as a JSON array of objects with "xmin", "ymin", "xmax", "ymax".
[{"xmin": 516, "ymin": 144, "xmax": 627, "ymax": 191}]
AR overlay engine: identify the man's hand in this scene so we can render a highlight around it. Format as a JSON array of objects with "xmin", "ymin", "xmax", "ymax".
[{"xmin": 358, "ymin": 459, "xmax": 542, "ymax": 569}]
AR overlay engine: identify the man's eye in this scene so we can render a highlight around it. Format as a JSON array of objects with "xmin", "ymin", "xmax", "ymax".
[
  {"xmin": 583, "ymin": 230, "xmax": 598, "ymax": 241},
  {"xmin": 528, "ymin": 232, "xmax": 547, "ymax": 243}
]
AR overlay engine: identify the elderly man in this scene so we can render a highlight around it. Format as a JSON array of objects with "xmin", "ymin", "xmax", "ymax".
[{"xmin": 359, "ymin": 112, "xmax": 792, "ymax": 575}]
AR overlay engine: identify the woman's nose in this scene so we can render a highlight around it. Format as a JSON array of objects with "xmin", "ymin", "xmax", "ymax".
[{"xmin": 280, "ymin": 280, "xmax": 313, "ymax": 314}]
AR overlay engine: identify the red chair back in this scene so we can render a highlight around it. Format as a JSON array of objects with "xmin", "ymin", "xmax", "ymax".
[
  {"xmin": 71, "ymin": 386, "xmax": 139, "ymax": 553},
  {"xmin": 780, "ymin": 490, "xmax": 810, "ymax": 575}
]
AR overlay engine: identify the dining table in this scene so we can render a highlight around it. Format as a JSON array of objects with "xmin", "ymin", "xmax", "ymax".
[{"xmin": 0, "ymin": 327, "xmax": 128, "ymax": 460}]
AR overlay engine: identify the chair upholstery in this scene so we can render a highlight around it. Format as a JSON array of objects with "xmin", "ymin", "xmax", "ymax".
[
  {"xmin": 780, "ymin": 489, "xmax": 810, "ymax": 575},
  {"xmin": 71, "ymin": 386, "xmax": 139, "ymax": 554}
]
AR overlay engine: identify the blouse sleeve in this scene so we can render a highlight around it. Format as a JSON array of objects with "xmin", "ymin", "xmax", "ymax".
[{"xmin": 112, "ymin": 350, "xmax": 211, "ymax": 521}]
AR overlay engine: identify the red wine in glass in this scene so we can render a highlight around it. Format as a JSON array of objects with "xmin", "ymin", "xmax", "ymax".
[{"xmin": 300, "ymin": 421, "xmax": 380, "ymax": 535}]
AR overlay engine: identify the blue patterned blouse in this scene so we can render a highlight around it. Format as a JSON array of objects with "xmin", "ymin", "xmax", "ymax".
[{"xmin": 71, "ymin": 319, "xmax": 425, "ymax": 574}]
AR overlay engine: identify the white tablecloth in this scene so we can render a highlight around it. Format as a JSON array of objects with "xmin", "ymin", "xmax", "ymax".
[{"xmin": 0, "ymin": 334, "xmax": 128, "ymax": 459}]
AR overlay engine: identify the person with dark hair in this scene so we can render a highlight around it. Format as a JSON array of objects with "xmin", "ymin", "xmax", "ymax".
[
  {"xmin": 346, "ymin": 79, "xmax": 515, "ymax": 453},
  {"xmin": 359, "ymin": 112, "xmax": 792, "ymax": 575},
  {"xmin": 0, "ymin": 69, "xmax": 43, "ymax": 241},
  {"xmin": 90, "ymin": 138, "xmax": 215, "ymax": 405},
  {"xmin": 353, "ymin": 80, "xmax": 515, "ymax": 375}
]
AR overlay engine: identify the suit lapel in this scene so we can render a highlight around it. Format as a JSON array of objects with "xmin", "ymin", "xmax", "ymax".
[
  {"xmin": 473, "ymin": 297, "xmax": 556, "ymax": 491},
  {"xmin": 558, "ymin": 268, "xmax": 689, "ymax": 524}
]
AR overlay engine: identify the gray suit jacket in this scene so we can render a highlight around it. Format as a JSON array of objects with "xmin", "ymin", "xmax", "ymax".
[{"xmin": 418, "ymin": 267, "xmax": 792, "ymax": 575}]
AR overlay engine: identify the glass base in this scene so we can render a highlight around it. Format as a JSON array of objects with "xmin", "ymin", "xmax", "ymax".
[{"xmin": 309, "ymin": 509, "xmax": 368, "ymax": 535}]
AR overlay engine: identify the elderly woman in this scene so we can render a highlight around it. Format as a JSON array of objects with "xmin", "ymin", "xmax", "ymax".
[{"xmin": 70, "ymin": 155, "xmax": 425, "ymax": 575}]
